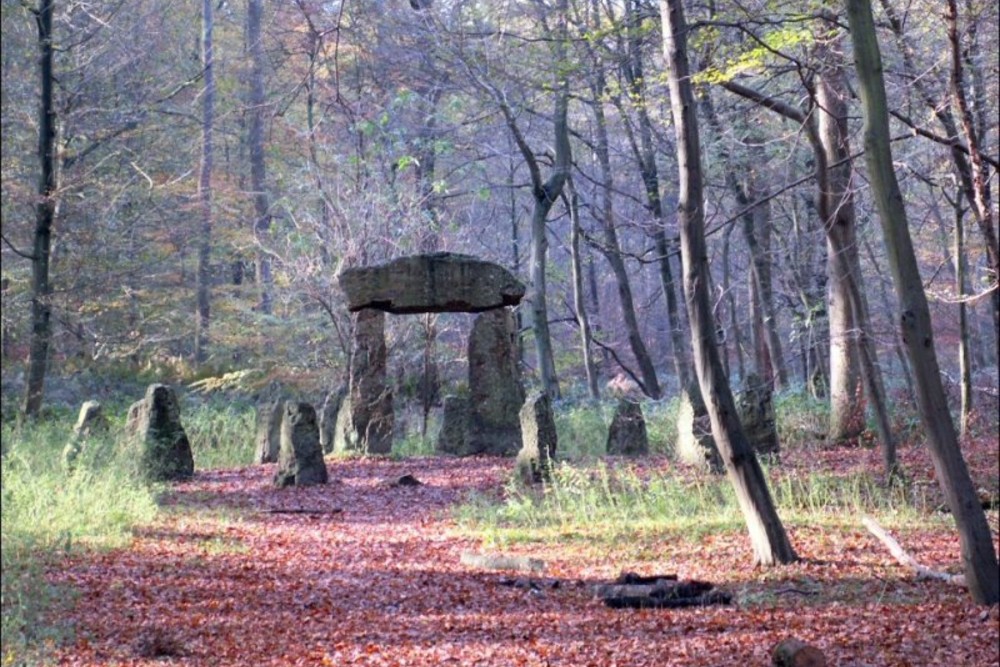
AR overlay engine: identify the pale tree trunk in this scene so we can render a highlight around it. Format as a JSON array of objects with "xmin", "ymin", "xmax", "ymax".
[
  {"xmin": 815, "ymin": 51, "xmax": 897, "ymax": 473},
  {"xmin": 845, "ymin": 0, "xmax": 998, "ymax": 605},
  {"xmin": 194, "ymin": 0, "xmax": 215, "ymax": 364},
  {"xmin": 815, "ymin": 58, "xmax": 862, "ymax": 444},
  {"xmin": 659, "ymin": 0, "xmax": 796, "ymax": 566},
  {"xmin": 22, "ymin": 0, "xmax": 57, "ymax": 418},
  {"xmin": 567, "ymin": 181, "xmax": 600, "ymax": 400},
  {"xmin": 247, "ymin": 0, "xmax": 272, "ymax": 314},
  {"xmin": 952, "ymin": 195, "xmax": 972, "ymax": 437}
]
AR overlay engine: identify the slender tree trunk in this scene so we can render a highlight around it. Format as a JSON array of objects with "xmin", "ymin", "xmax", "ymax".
[
  {"xmin": 953, "ymin": 195, "xmax": 972, "ymax": 437},
  {"xmin": 587, "ymin": 71, "xmax": 660, "ymax": 397},
  {"xmin": 567, "ymin": 182, "xmax": 600, "ymax": 400},
  {"xmin": 22, "ymin": 0, "xmax": 57, "ymax": 418},
  {"xmin": 247, "ymin": 0, "xmax": 272, "ymax": 315},
  {"xmin": 845, "ymin": 0, "xmax": 998, "ymax": 605},
  {"xmin": 659, "ymin": 0, "xmax": 796, "ymax": 566},
  {"xmin": 194, "ymin": 0, "xmax": 215, "ymax": 364},
  {"xmin": 622, "ymin": 0, "xmax": 690, "ymax": 389}
]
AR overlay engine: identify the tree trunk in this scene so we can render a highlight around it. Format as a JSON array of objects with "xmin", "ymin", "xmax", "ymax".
[
  {"xmin": 587, "ymin": 67, "xmax": 660, "ymax": 398},
  {"xmin": 622, "ymin": 0, "xmax": 690, "ymax": 390},
  {"xmin": 953, "ymin": 194, "xmax": 972, "ymax": 437},
  {"xmin": 816, "ymin": 51, "xmax": 897, "ymax": 473},
  {"xmin": 845, "ymin": 0, "xmax": 998, "ymax": 605},
  {"xmin": 659, "ymin": 0, "xmax": 796, "ymax": 566},
  {"xmin": 194, "ymin": 0, "xmax": 215, "ymax": 364},
  {"xmin": 567, "ymin": 182, "xmax": 600, "ymax": 400},
  {"xmin": 22, "ymin": 0, "xmax": 57, "ymax": 419},
  {"xmin": 247, "ymin": 0, "xmax": 272, "ymax": 315}
]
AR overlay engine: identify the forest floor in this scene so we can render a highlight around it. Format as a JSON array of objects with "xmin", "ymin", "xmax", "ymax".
[{"xmin": 41, "ymin": 443, "xmax": 1000, "ymax": 667}]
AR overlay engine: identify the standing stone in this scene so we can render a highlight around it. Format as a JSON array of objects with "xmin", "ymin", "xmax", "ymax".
[
  {"xmin": 338, "ymin": 252, "xmax": 526, "ymax": 314},
  {"xmin": 436, "ymin": 395, "xmax": 471, "ymax": 455},
  {"xmin": 125, "ymin": 384, "xmax": 195, "ymax": 482},
  {"xmin": 348, "ymin": 310, "xmax": 394, "ymax": 454},
  {"xmin": 516, "ymin": 392, "xmax": 558, "ymax": 483},
  {"xmin": 255, "ymin": 399, "xmax": 284, "ymax": 464},
  {"xmin": 675, "ymin": 381, "xmax": 723, "ymax": 473},
  {"xmin": 468, "ymin": 309, "xmax": 525, "ymax": 455},
  {"xmin": 274, "ymin": 401, "xmax": 328, "ymax": 488},
  {"xmin": 606, "ymin": 399, "xmax": 649, "ymax": 456},
  {"xmin": 736, "ymin": 373, "xmax": 780, "ymax": 455},
  {"xmin": 62, "ymin": 400, "xmax": 110, "ymax": 470},
  {"xmin": 319, "ymin": 385, "xmax": 348, "ymax": 454}
]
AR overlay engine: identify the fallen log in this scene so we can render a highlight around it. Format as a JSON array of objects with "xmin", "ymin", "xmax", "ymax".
[
  {"xmin": 861, "ymin": 515, "xmax": 966, "ymax": 587},
  {"xmin": 595, "ymin": 578, "xmax": 731, "ymax": 609},
  {"xmin": 258, "ymin": 508, "xmax": 343, "ymax": 515},
  {"xmin": 460, "ymin": 552, "xmax": 546, "ymax": 573}
]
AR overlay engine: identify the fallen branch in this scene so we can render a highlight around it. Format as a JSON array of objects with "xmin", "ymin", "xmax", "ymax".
[
  {"xmin": 258, "ymin": 508, "xmax": 343, "ymax": 515},
  {"xmin": 861, "ymin": 515, "xmax": 966, "ymax": 587},
  {"xmin": 460, "ymin": 552, "xmax": 546, "ymax": 573}
]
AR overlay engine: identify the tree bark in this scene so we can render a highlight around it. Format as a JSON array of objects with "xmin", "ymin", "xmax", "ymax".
[
  {"xmin": 953, "ymin": 196, "xmax": 972, "ymax": 437},
  {"xmin": 845, "ymin": 0, "xmax": 998, "ymax": 605},
  {"xmin": 622, "ymin": 0, "xmax": 691, "ymax": 391},
  {"xmin": 585, "ymin": 58, "xmax": 660, "ymax": 398},
  {"xmin": 815, "ymin": 48, "xmax": 897, "ymax": 473},
  {"xmin": 247, "ymin": 0, "xmax": 272, "ymax": 315},
  {"xmin": 567, "ymin": 182, "xmax": 600, "ymax": 400},
  {"xmin": 194, "ymin": 0, "xmax": 215, "ymax": 364},
  {"xmin": 22, "ymin": 0, "xmax": 57, "ymax": 419},
  {"xmin": 659, "ymin": 0, "xmax": 796, "ymax": 566}
]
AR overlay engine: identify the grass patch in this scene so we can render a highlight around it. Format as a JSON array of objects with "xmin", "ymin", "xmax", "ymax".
[
  {"xmin": 454, "ymin": 459, "xmax": 933, "ymax": 550},
  {"xmin": 182, "ymin": 400, "xmax": 256, "ymax": 470},
  {"xmin": 1, "ymin": 419, "xmax": 159, "ymax": 665}
]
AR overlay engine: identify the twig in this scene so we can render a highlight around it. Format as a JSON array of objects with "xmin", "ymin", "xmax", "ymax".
[
  {"xmin": 258, "ymin": 508, "xmax": 343, "ymax": 515},
  {"xmin": 862, "ymin": 515, "xmax": 967, "ymax": 587}
]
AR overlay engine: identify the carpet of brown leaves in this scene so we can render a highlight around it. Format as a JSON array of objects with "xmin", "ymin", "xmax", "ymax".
[{"xmin": 44, "ymin": 440, "xmax": 999, "ymax": 666}]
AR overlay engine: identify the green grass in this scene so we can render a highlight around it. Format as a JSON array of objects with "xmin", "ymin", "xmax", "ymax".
[
  {"xmin": 182, "ymin": 400, "xmax": 256, "ymax": 470},
  {"xmin": 1, "ymin": 419, "xmax": 159, "ymax": 666},
  {"xmin": 454, "ymin": 458, "xmax": 931, "ymax": 550}
]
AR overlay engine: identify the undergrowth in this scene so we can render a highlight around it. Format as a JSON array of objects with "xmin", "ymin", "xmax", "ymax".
[{"xmin": 1, "ymin": 419, "xmax": 159, "ymax": 666}]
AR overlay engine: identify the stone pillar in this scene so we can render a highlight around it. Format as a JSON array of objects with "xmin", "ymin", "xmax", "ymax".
[
  {"xmin": 675, "ymin": 381, "xmax": 723, "ymax": 473},
  {"xmin": 468, "ymin": 308, "xmax": 524, "ymax": 455},
  {"xmin": 606, "ymin": 399, "xmax": 649, "ymax": 456},
  {"xmin": 436, "ymin": 395, "xmax": 471, "ymax": 455},
  {"xmin": 735, "ymin": 372, "xmax": 780, "ymax": 455},
  {"xmin": 274, "ymin": 401, "xmax": 328, "ymax": 487},
  {"xmin": 62, "ymin": 400, "xmax": 110, "ymax": 470},
  {"xmin": 255, "ymin": 399, "xmax": 284, "ymax": 464},
  {"xmin": 125, "ymin": 384, "xmax": 195, "ymax": 481},
  {"xmin": 319, "ymin": 385, "xmax": 347, "ymax": 454},
  {"xmin": 348, "ymin": 310, "xmax": 394, "ymax": 454}
]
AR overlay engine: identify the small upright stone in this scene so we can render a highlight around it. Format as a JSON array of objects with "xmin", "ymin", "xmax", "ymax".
[
  {"xmin": 274, "ymin": 402, "xmax": 328, "ymax": 488},
  {"xmin": 736, "ymin": 373, "xmax": 780, "ymax": 455},
  {"xmin": 319, "ymin": 385, "xmax": 348, "ymax": 454},
  {"xmin": 606, "ymin": 399, "xmax": 649, "ymax": 456},
  {"xmin": 436, "ymin": 395, "xmax": 471, "ymax": 455},
  {"xmin": 675, "ymin": 381, "xmax": 723, "ymax": 473},
  {"xmin": 516, "ymin": 392, "xmax": 558, "ymax": 483},
  {"xmin": 62, "ymin": 400, "xmax": 110, "ymax": 470},
  {"xmin": 125, "ymin": 384, "xmax": 195, "ymax": 482},
  {"xmin": 255, "ymin": 399, "xmax": 284, "ymax": 464}
]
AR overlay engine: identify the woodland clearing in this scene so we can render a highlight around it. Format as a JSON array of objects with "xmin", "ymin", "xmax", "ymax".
[{"xmin": 25, "ymin": 440, "xmax": 1000, "ymax": 667}]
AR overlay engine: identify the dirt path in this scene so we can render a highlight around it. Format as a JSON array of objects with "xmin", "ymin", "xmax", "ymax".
[{"xmin": 46, "ymin": 456, "xmax": 999, "ymax": 666}]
